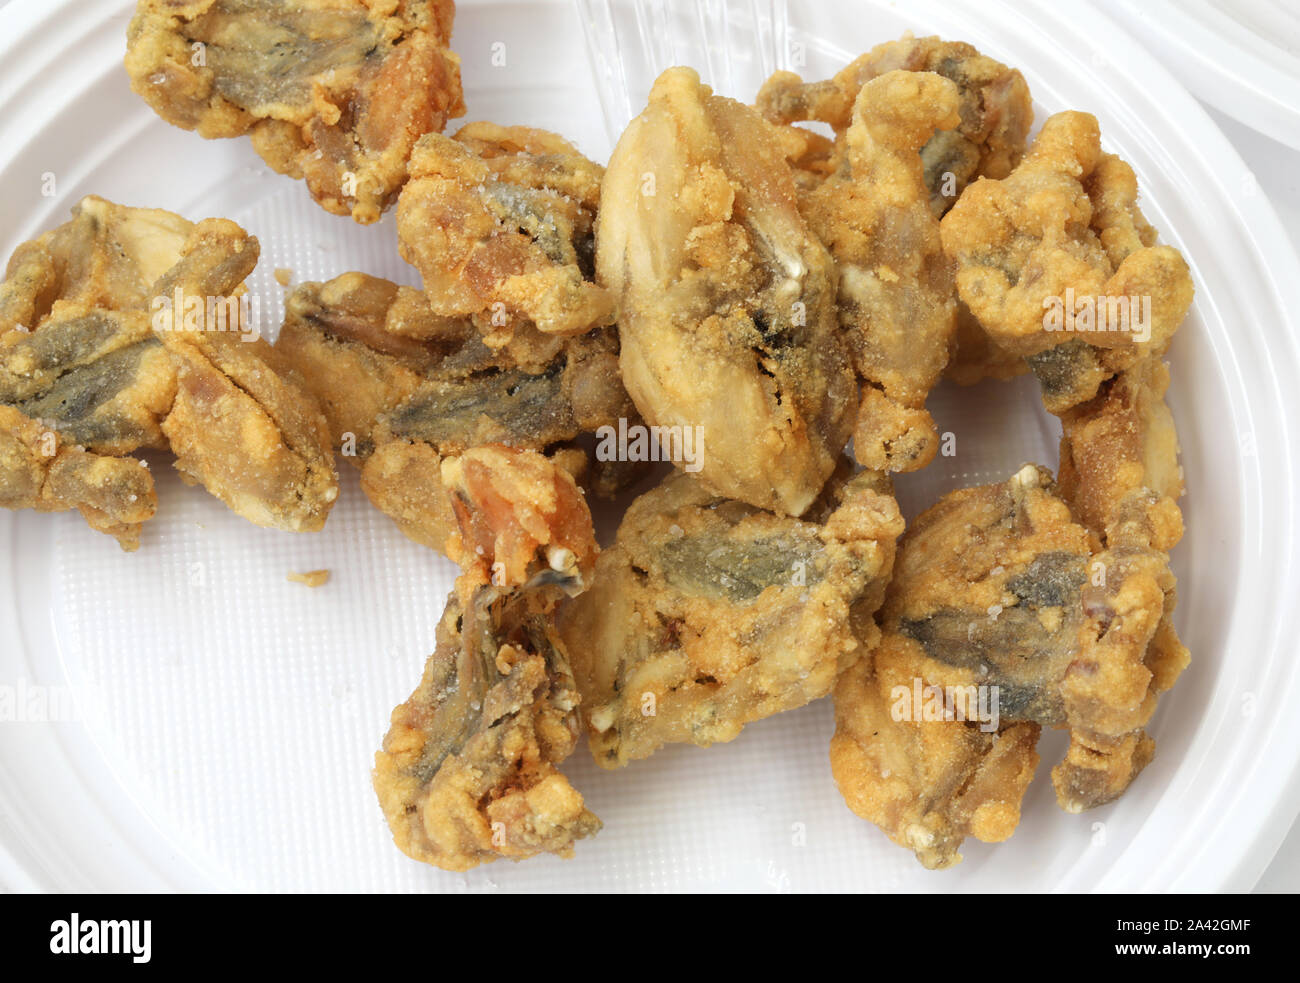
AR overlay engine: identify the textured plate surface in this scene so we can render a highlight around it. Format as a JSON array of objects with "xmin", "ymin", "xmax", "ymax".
[{"xmin": 1, "ymin": 0, "xmax": 1299, "ymax": 892}]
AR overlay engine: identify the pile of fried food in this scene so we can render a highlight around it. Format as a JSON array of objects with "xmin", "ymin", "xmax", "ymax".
[{"xmin": 0, "ymin": 6, "xmax": 1195, "ymax": 873}]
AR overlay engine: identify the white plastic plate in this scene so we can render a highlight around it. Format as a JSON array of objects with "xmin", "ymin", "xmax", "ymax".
[
  {"xmin": 1096, "ymin": 0, "xmax": 1300, "ymax": 153},
  {"xmin": 1, "ymin": 0, "xmax": 1298, "ymax": 892}
]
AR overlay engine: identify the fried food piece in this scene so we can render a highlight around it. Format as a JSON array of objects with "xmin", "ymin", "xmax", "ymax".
[
  {"xmin": 796, "ymin": 70, "xmax": 960, "ymax": 472},
  {"xmin": 758, "ymin": 35, "xmax": 1033, "ymax": 216},
  {"xmin": 1052, "ymin": 358, "xmax": 1187, "ymax": 811},
  {"xmin": 276, "ymin": 271, "xmax": 638, "ymax": 550},
  {"xmin": 2, "ymin": 312, "xmax": 177, "ymax": 456},
  {"xmin": 832, "ymin": 638, "xmax": 1041, "ymax": 870},
  {"xmin": 278, "ymin": 272, "xmax": 631, "ymax": 449},
  {"xmin": 941, "ymin": 112, "xmax": 1194, "ymax": 412},
  {"xmin": 873, "ymin": 466, "xmax": 1096, "ymax": 726},
  {"xmin": 359, "ymin": 338, "xmax": 627, "ymax": 551},
  {"xmin": 1054, "ymin": 515, "xmax": 1186, "ymax": 812},
  {"xmin": 397, "ymin": 123, "xmax": 614, "ymax": 349},
  {"xmin": 945, "ymin": 302, "xmax": 1026, "ymax": 385},
  {"xmin": 374, "ymin": 447, "xmax": 600, "ymax": 870},
  {"xmin": 376, "ymin": 583, "xmax": 600, "ymax": 871},
  {"xmin": 598, "ymin": 67, "xmax": 857, "ymax": 515},
  {"xmin": 149, "ymin": 215, "xmax": 340, "ymax": 532},
  {"xmin": 161, "ymin": 328, "xmax": 338, "ymax": 532},
  {"xmin": 1057, "ymin": 358, "xmax": 1183, "ymax": 546},
  {"xmin": 1, "ymin": 196, "xmax": 194, "ymax": 333},
  {"xmin": 1, "ymin": 197, "xmax": 339, "ymax": 543},
  {"xmin": 276, "ymin": 272, "xmax": 481, "ymax": 452},
  {"xmin": 125, "ymin": 0, "xmax": 464, "ymax": 224},
  {"xmin": 832, "ymin": 465, "xmax": 1187, "ymax": 865},
  {"xmin": 832, "ymin": 465, "xmax": 1073, "ymax": 866},
  {"xmin": 0, "ymin": 197, "xmax": 190, "ymax": 547},
  {"xmin": 559, "ymin": 467, "xmax": 903, "ymax": 768},
  {"xmin": 0, "ymin": 404, "xmax": 157, "ymax": 549},
  {"xmin": 440, "ymin": 444, "xmax": 600, "ymax": 589}
]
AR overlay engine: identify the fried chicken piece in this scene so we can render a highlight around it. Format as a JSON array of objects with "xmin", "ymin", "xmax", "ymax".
[
  {"xmin": 1052, "ymin": 358, "xmax": 1187, "ymax": 811},
  {"xmin": 1057, "ymin": 358, "xmax": 1183, "ymax": 546},
  {"xmin": 125, "ymin": 0, "xmax": 464, "ymax": 224},
  {"xmin": 161, "ymin": 329, "xmax": 338, "ymax": 531},
  {"xmin": 941, "ymin": 112, "xmax": 1194, "ymax": 412},
  {"xmin": 832, "ymin": 464, "xmax": 1187, "ymax": 865},
  {"xmin": 276, "ymin": 271, "xmax": 637, "ymax": 550},
  {"xmin": 1, "ymin": 196, "xmax": 338, "ymax": 544},
  {"xmin": 0, "ymin": 404, "xmax": 157, "ymax": 549},
  {"xmin": 559, "ymin": 467, "xmax": 902, "ymax": 768},
  {"xmin": 397, "ymin": 122, "xmax": 614, "ymax": 351},
  {"xmin": 795, "ymin": 70, "xmax": 960, "ymax": 472},
  {"xmin": 758, "ymin": 35, "xmax": 1033, "ymax": 216},
  {"xmin": 374, "ymin": 446, "xmax": 600, "ymax": 870},
  {"xmin": 598, "ymin": 67, "xmax": 857, "ymax": 515},
  {"xmin": 274, "ymin": 274, "xmax": 442, "ymax": 454},
  {"xmin": 831, "ymin": 636, "xmax": 1042, "ymax": 870},
  {"xmin": 1, "ymin": 196, "xmax": 193, "ymax": 332}
]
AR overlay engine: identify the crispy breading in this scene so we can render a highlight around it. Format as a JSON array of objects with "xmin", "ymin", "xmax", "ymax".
[
  {"xmin": 832, "ymin": 464, "xmax": 1187, "ymax": 865},
  {"xmin": 125, "ymin": 0, "xmax": 464, "ymax": 223},
  {"xmin": 397, "ymin": 123, "xmax": 614, "ymax": 350},
  {"xmin": 597, "ymin": 67, "xmax": 857, "ymax": 515},
  {"xmin": 758, "ymin": 35, "xmax": 1032, "ymax": 216},
  {"xmin": 0, "ymin": 197, "xmax": 338, "ymax": 544},
  {"xmin": 374, "ymin": 446, "xmax": 601, "ymax": 870},
  {"xmin": 275, "ymin": 271, "xmax": 638, "ymax": 551},
  {"xmin": 941, "ymin": 112, "xmax": 1194, "ymax": 413},
  {"xmin": 560, "ymin": 468, "xmax": 902, "ymax": 768},
  {"xmin": 796, "ymin": 70, "xmax": 961, "ymax": 472}
]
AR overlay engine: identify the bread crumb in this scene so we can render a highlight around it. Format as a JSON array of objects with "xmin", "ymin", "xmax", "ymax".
[
  {"xmin": 288, "ymin": 569, "xmax": 330, "ymax": 587},
  {"xmin": 274, "ymin": 268, "xmax": 294, "ymax": 287}
]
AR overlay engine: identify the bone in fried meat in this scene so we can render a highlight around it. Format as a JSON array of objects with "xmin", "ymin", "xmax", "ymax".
[
  {"xmin": 559, "ymin": 467, "xmax": 902, "ymax": 768},
  {"xmin": 125, "ymin": 0, "xmax": 464, "ymax": 224},
  {"xmin": 597, "ymin": 67, "xmax": 857, "ymax": 515},
  {"xmin": 758, "ymin": 35, "xmax": 1033, "ymax": 217},
  {"xmin": 374, "ymin": 445, "xmax": 601, "ymax": 870}
]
